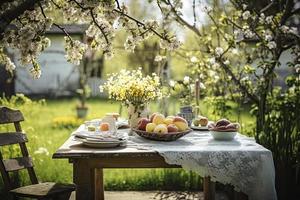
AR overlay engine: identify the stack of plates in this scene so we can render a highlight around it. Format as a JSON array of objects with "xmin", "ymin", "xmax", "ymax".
[
  {"xmin": 81, "ymin": 137, "xmax": 126, "ymax": 148},
  {"xmin": 74, "ymin": 132, "xmax": 126, "ymax": 148}
]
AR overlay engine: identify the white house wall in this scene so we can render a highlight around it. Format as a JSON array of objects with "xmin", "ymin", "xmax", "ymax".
[{"xmin": 15, "ymin": 35, "xmax": 80, "ymax": 96}]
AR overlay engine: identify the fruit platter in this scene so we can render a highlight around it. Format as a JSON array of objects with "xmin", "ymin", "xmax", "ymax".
[
  {"xmin": 208, "ymin": 119, "xmax": 240, "ymax": 140},
  {"xmin": 191, "ymin": 115, "xmax": 210, "ymax": 131},
  {"xmin": 133, "ymin": 113, "xmax": 192, "ymax": 141}
]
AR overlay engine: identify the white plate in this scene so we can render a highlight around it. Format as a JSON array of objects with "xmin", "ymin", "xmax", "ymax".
[
  {"xmin": 210, "ymin": 131, "xmax": 237, "ymax": 141},
  {"xmin": 81, "ymin": 138, "xmax": 126, "ymax": 148}
]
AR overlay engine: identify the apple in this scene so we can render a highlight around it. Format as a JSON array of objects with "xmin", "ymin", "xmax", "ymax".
[
  {"xmin": 167, "ymin": 124, "xmax": 179, "ymax": 132},
  {"xmin": 173, "ymin": 116, "xmax": 188, "ymax": 131},
  {"xmin": 137, "ymin": 118, "xmax": 150, "ymax": 131},
  {"xmin": 153, "ymin": 113, "xmax": 165, "ymax": 125},
  {"xmin": 166, "ymin": 115, "xmax": 175, "ymax": 120},
  {"xmin": 154, "ymin": 124, "xmax": 168, "ymax": 134},
  {"xmin": 149, "ymin": 112, "xmax": 158, "ymax": 122},
  {"xmin": 199, "ymin": 116, "xmax": 208, "ymax": 127},
  {"xmin": 146, "ymin": 123, "xmax": 156, "ymax": 132},
  {"xmin": 163, "ymin": 118, "xmax": 173, "ymax": 125},
  {"xmin": 193, "ymin": 119, "xmax": 200, "ymax": 126}
]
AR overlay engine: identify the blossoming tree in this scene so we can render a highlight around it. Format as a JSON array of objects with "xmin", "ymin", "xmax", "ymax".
[
  {"xmin": 156, "ymin": 0, "xmax": 299, "ymax": 198},
  {"xmin": 0, "ymin": 0, "xmax": 180, "ymax": 78}
]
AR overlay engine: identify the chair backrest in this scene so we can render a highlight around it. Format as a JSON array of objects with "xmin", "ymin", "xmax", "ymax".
[{"xmin": 0, "ymin": 106, "xmax": 38, "ymax": 191}]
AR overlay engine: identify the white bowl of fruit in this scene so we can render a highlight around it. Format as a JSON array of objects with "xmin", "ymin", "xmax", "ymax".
[
  {"xmin": 208, "ymin": 119, "xmax": 239, "ymax": 141},
  {"xmin": 133, "ymin": 113, "xmax": 192, "ymax": 141}
]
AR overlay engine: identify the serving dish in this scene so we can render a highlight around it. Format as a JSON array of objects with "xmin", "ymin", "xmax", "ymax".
[
  {"xmin": 209, "ymin": 131, "xmax": 237, "ymax": 141},
  {"xmin": 133, "ymin": 128, "xmax": 192, "ymax": 141}
]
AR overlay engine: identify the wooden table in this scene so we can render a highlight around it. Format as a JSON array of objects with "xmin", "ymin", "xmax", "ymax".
[{"xmin": 52, "ymin": 136, "xmax": 216, "ymax": 200}]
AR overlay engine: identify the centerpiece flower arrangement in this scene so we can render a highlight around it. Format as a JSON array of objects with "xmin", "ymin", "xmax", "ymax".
[{"xmin": 100, "ymin": 68, "xmax": 163, "ymax": 130}]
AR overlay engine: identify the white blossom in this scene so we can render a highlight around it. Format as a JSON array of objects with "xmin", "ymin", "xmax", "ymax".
[
  {"xmin": 259, "ymin": 13, "xmax": 266, "ymax": 24},
  {"xmin": 169, "ymin": 80, "xmax": 176, "ymax": 87},
  {"xmin": 266, "ymin": 16, "xmax": 273, "ymax": 24},
  {"xmin": 224, "ymin": 60, "xmax": 230, "ymax": 65},
  {"xmin": 243, "ymin": 26, "xmax": 255, "ymax": 38},
  {"xmin": 144, "ymin": 20, "xmax": 159, "ymax": 30},
  {"xmin": 190, "ymin": 56, "xmax": 198, "ymax": 63},
  {"xmin": 215, "ymin": 47, "xmax": 224, "ymax": 57},
  {"xmin": 242, "ymin": 11, "xmax": 251, "ymax": 20},
  {"xmin": 241, "ymin": 76, "xmax": 250, "ymax": 82},
  {"xmin": 154, "ymin": 55, "xmax": 166, "ymax": 62},
  {"xmin": 160, "ymin": 37, "xmax": 181, "ymax": 51},
  {"xmin": 231, "ymin": 48, "xmax": 239, "ymax": 55},
  {"xmin": 183, "ymin": 76, "xmax": 190, "ymax": 84},
  {"xmin": 242, "ymin": 4, "xmax": 247, "ymax": 10},
  {"xmin": 199, "ymin": 82, "xmax": 206, "ymax": 89},
  {"xmin": 214, "ymin": 75, "xmax": 220, "ymax": 80},
  {"xmin": 209, "ymin": 57, "xmax": 216, "ymax": 65},
  {"xmin": 29, "ymin": 67, "xmax": 41, "ymax": 79},
  {"xmin": 264, "ymin": 32, "xmax": 273, "ymax": 41},
  {"xmin": 64, "ymin": 37, "xmax": 88, "ymax": 65},
  {"xmin": 0, "ymin": 53, "xmax": 16, "ymax": 73},
  {"xmin": 267, "ymin": 41, "xmax": 276, "ymax": 49},
  {"xmin": 280, "ymin": 25, "xmax": 289, "ymax": 33},
  {"xmin": 234, "ymin": 30, "xmax": 243, "ymax": 40},
  {"xmin": 202, "ymin": 5, "xmax": 212, "ymax": 13},
  {"xmin": 289, "ymin": 27, "xmax": 298, "ymax": 35}
]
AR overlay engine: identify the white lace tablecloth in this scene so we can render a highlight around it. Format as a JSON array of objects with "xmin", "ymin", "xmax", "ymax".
[{"xmin": 128, "ymin": 131, "xmax": 277, "ymax": 200}]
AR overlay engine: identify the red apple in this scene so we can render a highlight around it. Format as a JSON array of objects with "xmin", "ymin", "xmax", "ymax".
[
  {"xmin": 173, "ymin": 116, "xmax": 188, "ymax": 131},
  {"xmin": 149, "ymin": 112, "xmax": 158, "ymax": 122},
  {"xmin": 137, "ymin": 118, "xmax": 150, "ymax": 131},
  {"xmin": 167, "ymin": 124, "xmax": 179, "ymax": 132}
]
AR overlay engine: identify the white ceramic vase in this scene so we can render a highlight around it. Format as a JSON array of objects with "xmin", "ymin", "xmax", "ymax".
[{"xmin": 127, "ymin": 104, "xmax": 149, "ymax": 135}]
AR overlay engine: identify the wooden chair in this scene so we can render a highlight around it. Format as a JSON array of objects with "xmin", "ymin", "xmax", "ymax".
[{"xmin": 0, "ymin": 106, "xmax": 75, "ymax": 199}]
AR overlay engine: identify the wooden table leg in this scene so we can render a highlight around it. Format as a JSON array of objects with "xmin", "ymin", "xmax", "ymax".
[
  {"xmin": 203, "ymin": 177, "xmax": 215, "ymax": 200},
  {"xmin": 73, "ymin": 159, "xmax": 95, "ymax": 200},
  {"xmin": 94, "ymin": 168, "xmax": 104, "ymax": 200}
]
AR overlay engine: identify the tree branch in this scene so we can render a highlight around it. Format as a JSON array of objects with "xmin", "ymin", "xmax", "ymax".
[
  {"xmin": 53, "ymin": 23, "xmax": 73, "ymax": 41},
  {"xmin": 115, "ymin": 0, "xmax": 121, "ymax": 10},
  {"xmin": 90, "ymin": 9, "xmax": 109, "ymax": 45},
  {"xmin": 113, "ymin": 8, "xmax": 171, "ymax": 43},
  {"xmin": 163, "ymin": 0, "xmax": 202, "ymax": 37},
  {"xmin": 218, "ymin": 58, "xmax": 259, "ymax": 104},
  {"xmin": 50, "ymin": 0, "xmax": 62, "ymax": 9},
  {"xmin": 280, "ymin": 0, "xmax": 295, "ymax": 25},
  {"xmin": 192, "ymin": 0, "xmax": 196, "ymax": 27},
  {"xmin": 0, "ymin": 0, "xmax": 43, "ymax": 37},
  {"xmin": 38, "ymin": 2, "xmax": 73, "ymax": 42}
]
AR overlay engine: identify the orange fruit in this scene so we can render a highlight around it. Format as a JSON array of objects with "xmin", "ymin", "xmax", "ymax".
[{"xmin": 100, "ymin": 122, "xmax": 109, "ymax": 131}]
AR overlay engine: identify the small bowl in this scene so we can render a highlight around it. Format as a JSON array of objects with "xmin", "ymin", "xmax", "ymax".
[{"xmin": 210, "ymin": 131, "xmax": 237, "ymax": 141}]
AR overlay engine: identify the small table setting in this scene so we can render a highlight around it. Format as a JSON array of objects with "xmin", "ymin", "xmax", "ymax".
[
  {"xmin": 53, "ymin": 111, "xmax": 277, "ymax": 200},
  {"xmin": 53, "ymin": 68, "xmax": 276, "ymax": 200}
]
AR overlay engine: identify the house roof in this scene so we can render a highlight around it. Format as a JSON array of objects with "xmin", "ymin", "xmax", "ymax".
[{"xmin": 47, "ymin": 24, "xmax": 88, "ymax": 35}]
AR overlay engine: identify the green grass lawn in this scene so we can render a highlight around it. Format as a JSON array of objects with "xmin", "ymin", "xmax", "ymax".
[{"xmin": 0, "ymin": 95, "xmax": 255, "ymax": 192}]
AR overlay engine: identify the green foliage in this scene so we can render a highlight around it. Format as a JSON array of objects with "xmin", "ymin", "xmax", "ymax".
[
  {"xmin": 204, "ymin": 96, "xmax": 232, "ymax": 119},
  {"xmin": 52, "ymin": 116, "xmax": 84, "ymax": 129}
]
